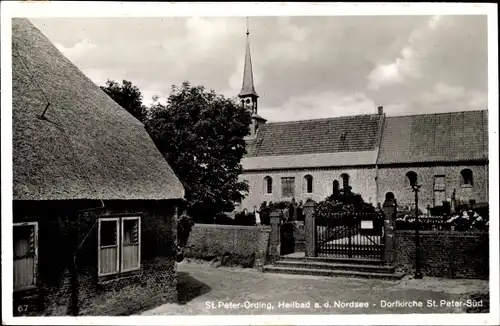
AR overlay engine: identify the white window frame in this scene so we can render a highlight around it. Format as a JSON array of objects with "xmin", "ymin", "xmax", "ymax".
[
  {"xmin": 13, "ymin": 222, "xmax": 38, "ymax": 291},
  {"xmin": 97, "ymin": 217, "xmax": 120, "ymax": 277},
  {"xmin": 98, "ymin": 216, "xmax": 141, "ymax": 277},
  {"xmin": 120, "ymin": 216, "xmax": 141, "ymax": 273}
]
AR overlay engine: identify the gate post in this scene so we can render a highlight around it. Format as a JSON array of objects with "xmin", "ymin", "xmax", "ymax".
[
  {"xmin": 382, "ymin": 193, "xmax": 397, "ymax": 264},
  {"xmin": 269, "ymin": 210, "xmax": 281, "ymax": 263},
  {"xmin": 303, "ymin": 199, "xmax": 316, "ymax": 257}
]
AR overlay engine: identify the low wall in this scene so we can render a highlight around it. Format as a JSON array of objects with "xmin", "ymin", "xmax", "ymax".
[
  {"xmin": 184, "ymin": 224, "xmax": 271, "ymax": 268},
  {"xmin": 394, "ymin": 230, "xmax": 489, "ymax": 279}
]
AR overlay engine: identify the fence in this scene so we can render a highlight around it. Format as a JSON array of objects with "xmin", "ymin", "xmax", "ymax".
[{"xmin": 315, "ymin": 211, "xmax": 385, "ymax": 259}]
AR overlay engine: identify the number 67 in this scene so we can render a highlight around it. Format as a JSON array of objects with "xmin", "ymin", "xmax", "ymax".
[{"xmin": 17, "ymin": 305, "xmax": 28, "ymax": 313}]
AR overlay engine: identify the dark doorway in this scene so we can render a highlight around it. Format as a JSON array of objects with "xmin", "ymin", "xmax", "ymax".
[{"xmin": 280, "ymin": 222, "xmax": 295, "ymax": 255}]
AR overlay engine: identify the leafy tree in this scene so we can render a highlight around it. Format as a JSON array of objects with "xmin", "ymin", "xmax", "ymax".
[
  {"xmin": 100, "ymin": 79, "xmax": 147, "ymax": 122},
  {"xmin": 145, "ymin": 82, "xmax": 252, "ymax": 223}
]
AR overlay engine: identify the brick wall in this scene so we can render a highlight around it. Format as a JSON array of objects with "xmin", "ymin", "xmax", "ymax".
[
  {"xmin": 184, "ymin": 224, "xmax": 271, "ymax": 268},
  {"xmin": 377, "ymin": 164, "xmax": 488, "ymax": 209},
  {"xmin": 13, "ymin": 200, "xmax": 179, "ymax": 316},
  {"xmin": 394, "ymin": 230, "xmax": 489, "ymax": 279},
  {"xmin": 240, "ymin": 167, "xmax": 377, "ymax": 210}
]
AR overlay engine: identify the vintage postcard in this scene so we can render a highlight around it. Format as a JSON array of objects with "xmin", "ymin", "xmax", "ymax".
[{"xmin": 1, "ymin": 2, "xmax": 498, "ymax": 325}]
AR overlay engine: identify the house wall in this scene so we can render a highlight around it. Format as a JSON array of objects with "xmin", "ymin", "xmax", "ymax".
[
  {"xmin": 377, "ymin": 163, "xmax": 488, "ymax": 210},
  {"xmin": 240, "ymin": 166, "xmax": 377, "ymax": 210},
  {"xmin": 13, "ymin": 199, "xmax": 180, "ymax": 316}
]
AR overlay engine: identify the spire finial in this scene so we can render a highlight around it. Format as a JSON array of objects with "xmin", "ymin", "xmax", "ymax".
[{"xmin": 238, "ymin": 16, "xmax": 258, "ymax": 100}]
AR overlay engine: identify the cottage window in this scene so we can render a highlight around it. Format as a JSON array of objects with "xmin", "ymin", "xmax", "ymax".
[
  {"xmin": 98, "ymin": 216, "xmax": 141, "ymax": 277},
  {"xmin": 121, "ymin": 217, "xmax": 141, "ymax": 272},
  {"xmin": 460, "ymin": 169, "xmax": 473, "ymax": 187},
  {"xmin": 406, "ymin": 171, "xmax": 418, "ymax": 188},
  {"xmin": 340, "ymin": 173, "xmax": 350, "ymax": 190},
  {"xmin": 13, "ymin": 222, "xmax": 38, "ymax": 291},
  {"xmin": 281, "ymin": 177, "xmax": 295, "ymax": 197},
  {"xmin": 304, "ymin": 175, "xmax": 313, "ymax": 194},
  {"xmin": 264, "ymin": 176, "xmax": 273, "ymax": 194}
]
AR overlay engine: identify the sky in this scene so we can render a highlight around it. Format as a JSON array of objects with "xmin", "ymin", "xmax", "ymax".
[{"xmin": 30, "ymin": 15, "xmax": 488, "ymax": 122}]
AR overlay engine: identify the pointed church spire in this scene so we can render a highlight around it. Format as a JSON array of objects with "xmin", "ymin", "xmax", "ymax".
[{"xmin": 238, "ymin": 17, "xmax": 259, "ymax": 98}]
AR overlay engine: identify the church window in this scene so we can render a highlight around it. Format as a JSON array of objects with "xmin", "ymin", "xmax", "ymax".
[
  {"xmin": 405, "ymin": 171, "xmax": 418, "ymax": 188},
  {"xmin": 281, "ymin": 177, "xmax": 295, "ymax": 197},
  {"xmin": 264, "ymin": 176, "xmax": 273, "ymax": 194},
  {"xmin": 332, "ymin": 179, "xmax": 340, "ymax": 195},
  {"xmin": 460, "ymin": 169, "xmax": 473, "ymax": 187},
  {"xmin": 340, "ymin": 173, "xmax": 350, "ymax": 190},
  {"xmin": 433, "ymin": 175, "xmax": 446, "ymax": 207},
  {"xmin": 304, "ymin": 175, "xmax": 313, "ymax": 194}
]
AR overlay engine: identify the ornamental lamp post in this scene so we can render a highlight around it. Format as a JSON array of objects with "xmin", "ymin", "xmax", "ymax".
[{"xmin": 411, "ymin": 183, "xmax": 423, "ymax": 279}]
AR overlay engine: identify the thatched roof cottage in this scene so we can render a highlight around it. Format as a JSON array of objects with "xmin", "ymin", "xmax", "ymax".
[{"xmin": 12, "ymin": 18, "xmax": 184, "ymax": 316}]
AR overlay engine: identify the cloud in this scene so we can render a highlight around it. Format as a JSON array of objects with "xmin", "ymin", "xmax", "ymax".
[
  {"xmin": 367, "ymin": 15, "xmax": 443, "ymax": 90},
  {"xmin": 33, "ymin": 16, "xmax": 487, "ymax": 122},
  {"xmin": 381, "ymin": 82, "xmax": 488, "ymax": 116},
  {"xmin": 55, "ymin": 39, "xmax": 97, "ymax": 62},
  {"xmin": 260, "ymin": 90, "xmax": 377, "ymax": 122},
  {"xmin": 421, "ymin": 82, "xmax": 487, "ymax": 110}
]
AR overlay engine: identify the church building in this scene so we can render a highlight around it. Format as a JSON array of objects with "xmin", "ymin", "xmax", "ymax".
[{"xmin": 237, "ymin": 24, "xmax": 488, "ymax": 212}]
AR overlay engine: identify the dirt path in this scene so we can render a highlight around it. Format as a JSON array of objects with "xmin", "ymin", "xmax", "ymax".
[{"xmin": 141, "ymin": 261, "xmax": 489, "ymax": 315}]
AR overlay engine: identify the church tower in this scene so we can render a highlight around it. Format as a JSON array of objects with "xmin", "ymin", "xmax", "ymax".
[{"xmin": 239, "ymin": 18, "xmax": 266, "ymax": 137}]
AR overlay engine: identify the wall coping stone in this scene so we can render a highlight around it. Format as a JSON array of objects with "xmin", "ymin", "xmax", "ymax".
[
  {"xmin": 192, "ymin": 224, "xmax": 271, "ymax": 232},
  {"xmin": 395, "ymin": 230, "xmax": 488, "ymax": 236}
]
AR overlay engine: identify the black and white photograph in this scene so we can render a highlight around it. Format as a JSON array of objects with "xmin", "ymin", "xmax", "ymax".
[{"xmin": 1, "ymin": 2, "xmax": 498, "ymax": 325}]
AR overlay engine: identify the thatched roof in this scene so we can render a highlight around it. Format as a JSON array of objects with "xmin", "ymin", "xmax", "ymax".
[{"xmin": 12, "ymin": 18, "xmax": 185, "ymax": 201}]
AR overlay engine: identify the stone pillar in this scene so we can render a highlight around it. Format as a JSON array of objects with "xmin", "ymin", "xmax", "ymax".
[
  {"xmin": 303, "ymin": 199, "xmax": 316, "ymax": 257},
  {"xmin": 382, "ymin": 193, "xmax": 397, "ymax": 265},
  {"xmin": 268, "ymin": 210, "xmax": 281, "ymax": 263}
]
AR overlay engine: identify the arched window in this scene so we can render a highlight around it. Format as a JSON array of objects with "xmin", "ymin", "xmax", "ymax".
[
  {"xmin": 460, "ymin": 169, "xmax": 473, "ymax": 187},
  {"xmin": 406, "ymin": 171, "xmax": 418, "ymax": 188},
  {"xmin": 340, "ymin": 173, "xmax": 350, "ymax": 190},
  {"xmin": 264, "ymin": 176, "xmax": 273, "ymax": 194},
  {"xmin": 332, "ymin": 180, "xmax": 339, "ymax": 195},
  {"xmin": 304, "ymin": 175, "xmax": 313, "ymax": 194}
]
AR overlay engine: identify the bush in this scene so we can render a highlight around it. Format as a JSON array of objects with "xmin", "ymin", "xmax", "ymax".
[
  {"xmin": 395, "ymin": 205, "xmax": 489, "ymax": 232},
  {"xmin": 234, "ymin": 211, "xmax": 256, "ymax": 226},
  {"xmin": 214, "ymin": 213, "xmax": 236, "ymax": 225},
  {"xmin": 429, "ymin": 201, "xmax": 451, "ymax": 216},
  {"xmin": 314, "ymin": 187, "xmax": 378, "ymax": 221},
  {"xmin": 178, "ymin": 213, "xmax": 195, "ymax": 247}
]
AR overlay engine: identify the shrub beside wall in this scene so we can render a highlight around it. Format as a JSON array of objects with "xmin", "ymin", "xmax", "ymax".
[
  {"xmin": 394, "ymin": 230, "xmax": 489, "ymax": 279},
  {"xmin": 184, "ymin": 224, "xmax": 271, "ymax": 268}
]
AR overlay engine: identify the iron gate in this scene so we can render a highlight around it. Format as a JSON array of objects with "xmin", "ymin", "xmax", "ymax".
[{"xmin": 315, "ymin": 211, "xmax": 385, "ymax": 259}]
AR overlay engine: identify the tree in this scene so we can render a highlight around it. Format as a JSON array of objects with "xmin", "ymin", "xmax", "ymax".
[
  {"xmin": 100, "ymin": 79, "xmax": 147, "ymax": 123},
  {"xmin": 145, "ymin": 82, "xmax": 252, "ymax": 223},
  {"xmin": 314, "ymin": 186, "xmax": 377, "ymax": 220}
]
